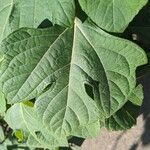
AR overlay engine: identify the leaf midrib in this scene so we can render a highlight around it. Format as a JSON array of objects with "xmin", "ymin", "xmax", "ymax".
[{"xmin": 76, "ymin": 22, "xmax": 111, "ymax": 115}]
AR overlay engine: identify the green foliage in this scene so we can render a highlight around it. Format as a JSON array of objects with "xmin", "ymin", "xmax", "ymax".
[
  {"xmin": 0, "ymin": 0, "xmax": 149, "ymax": 149},
  {"xmin": 0, "ymin": 92, "xmax": 6, "ymax": 115},
  {"xmin": 79, "ymin": 0, "xmax": 148, "ymax": 32},
  {"xmin": 0, "ymin": 0, "xmax": 75, "ymax": 42}
]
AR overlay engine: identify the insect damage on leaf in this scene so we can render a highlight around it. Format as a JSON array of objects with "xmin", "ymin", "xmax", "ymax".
[
  {"xmin": 0, "ymin": 18, "xmax": 147, "ymax": 142},
  {"xmin": 0, "ymin": 0, "xmax": 148, "ymax": 149}
]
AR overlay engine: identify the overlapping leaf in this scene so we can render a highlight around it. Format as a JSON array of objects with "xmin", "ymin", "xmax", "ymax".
[
  {"xmin": 4, "ymin": 103, "xmax": 68, "ymax": 148},
  {"xmin": 79, "ymin": 0, "xmax": 148, "ymax": 32},
  {"xmin": 0, "ymin": 0, "xmax": 75, "ymax": 43},
  {"xmin": 0, "ymin": 19, "xmax": 147, "ymax": 139},
  {"xmin": 0, "ymin": 126, "xmax": 4, "ymax": 142},
  {"xmin": 105, "ymin": 85, "xmax": 144, "ymax": 131},
  {"xmin": 105, "ymin": 101, "xmax": 141, "ymax": 131}
]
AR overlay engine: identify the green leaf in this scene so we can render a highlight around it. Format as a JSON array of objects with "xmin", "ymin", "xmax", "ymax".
[
  {"xmin": 105, "ymin": 84, "xmax": 143, "ymax": 131},
  {"xmin": 0, "ymin": 0, "xmax": 75, "ymax": 42},
  {"xmin": 128, "ymin": 84, "xmax": 144, "ymax": 106},
  {"xmin": 105, "ymin": 101, "xmax": 140, "ymax": 131},
  {"xmin": 15, "ymin": 130, "xmax": 24, "ymax": 142},
  {"xmin": 0, "ymin": 91, "xmax": 6, "ymax": 115},
  {"xmin": 0, "ymin": 126, "xmax": 5, "ymax": 142},
  {"xmin": 79, "ymin": 0, "xmax": 148, "ymax": 32},
  {"xmin": 0, "ymin": 0, "xmax": 12, "ymax": 43},
  {"xmin": 4, "ymin": 103, "xmax": 68, "ymax": 148},
  {"xmin": 23, "ymin": 100, "xmax": 34, "ymax": 107},
  {"xmin": 0, "ymin": 19, "xmax": 147, "ymax": 138},
  {"xmin": 71, "ymin": 121, "xmax": 101, "ymax": 138},
  {"xmin": 0, "ymin": 137, "xmax": 37, "ymax": 150}
]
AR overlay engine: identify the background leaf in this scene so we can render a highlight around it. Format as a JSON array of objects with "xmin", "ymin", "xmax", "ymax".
[
  {"xmin": 105, "ymin": 101, "xmax": 141, "ymax": 131},
  {"xmin": 0, "ymin": 126, "xmax": 5, "ymax": 142},
  {"xmin": 4, "ymin": 103, "xmax": 68, "ymax": 149},
  {"xmin": 79, "ymin": 0, "xmax": 148, "ymax": 32},
  {"xmin": 0, "ymin": 0, "xmax": 75, "ymax": 43}
]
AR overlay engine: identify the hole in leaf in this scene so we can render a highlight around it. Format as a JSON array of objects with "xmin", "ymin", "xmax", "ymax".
[
  {"xmin": 42, "ymin": 81, "xmax": 55, "ymax": 93},
  {"xmin": 84, "ymin": 83, "xmax": 94, "ymax": 100},
  {"xmin": 38, "ymin": 19, "xmax": 53, "ymax": 28},
  {"xmin": 30, "ymin": 98, "xmax": 36, "ymax": 103},
  {"xmin": 35, "ymin": 131, "xmax": 46, "ymax": 142},
  {"xmin": 35, "ymin": 131, "xmax": 41, "ymax": 137}
]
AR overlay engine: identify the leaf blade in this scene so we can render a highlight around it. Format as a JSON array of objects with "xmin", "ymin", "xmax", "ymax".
[
  {"xmin": 79, "ymin": 0, "xmax": 148, "ymax": 32},
  {"xmin": 0, "ymin": 18, "xmax": 147, "ymax": 138}
]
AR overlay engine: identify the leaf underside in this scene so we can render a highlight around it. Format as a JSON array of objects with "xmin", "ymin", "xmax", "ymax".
[
  {"xmin": 0, "ymin": 0, "xmax": 75, "ymax": 43},
  {"xmin": 105, "ymin": 86, "xmax": 143, "ymax": 131},
  {"xmin": 0, "ymin": 19, "xmax": 147, "ymax": 144},
  {"xmin": 79, "ymin": 0, "xmax": 148, "ymax": 32},
  {"xmin": 0, "ymin": 0, "xmax": 148, "ymax": 149}
]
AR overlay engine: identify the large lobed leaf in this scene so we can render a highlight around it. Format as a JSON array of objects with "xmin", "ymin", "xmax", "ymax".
[
  {"xmin": 79, "ymin": 0, "xmax": 148, "ymax": 32},
  {"xmin": 0, "ymin": 19, "xmax": 147, "ymax": 139},
  {"xmin": 0, "ymin": 0, "xmax": 75, "ymax": 43}
]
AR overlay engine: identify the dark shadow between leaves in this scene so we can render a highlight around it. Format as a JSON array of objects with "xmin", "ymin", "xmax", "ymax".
[
  {"xmin": 121, "ymin": 3, "xmax": 150, "ymax": 149},
  {"xmin": 38, "ymin": 19, "xmax": 53, "ymax": 28},
  {"xmin": 139, "ymin": 76, "xmax": 150, "ymax": 146}
]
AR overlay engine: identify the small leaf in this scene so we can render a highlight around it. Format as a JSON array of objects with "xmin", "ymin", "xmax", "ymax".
[{"xmin": 15, "ymin": 130, "xmax": 24, "ymax": 142}]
